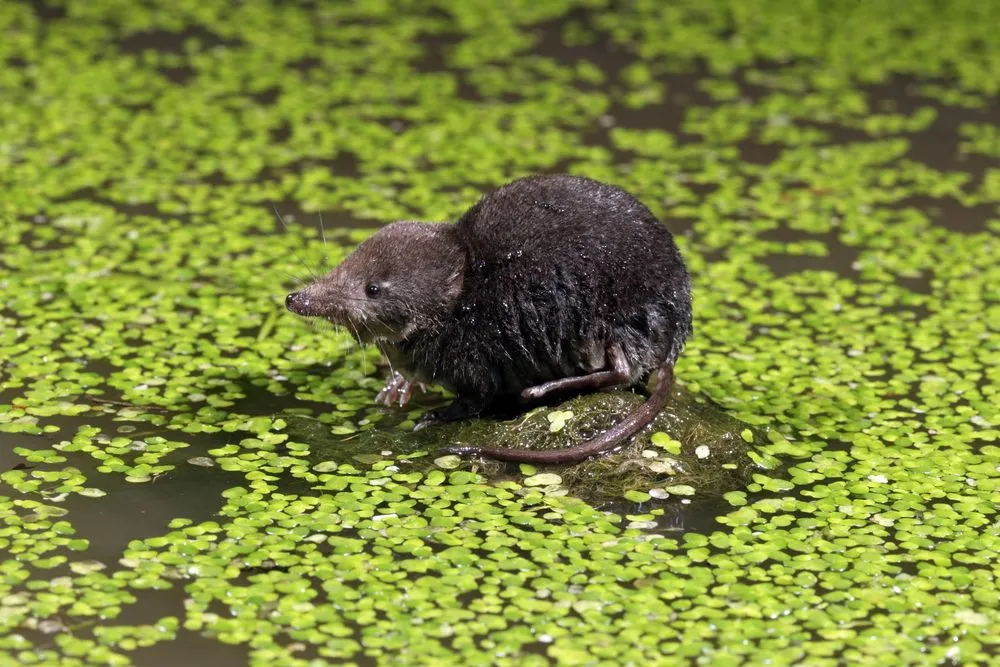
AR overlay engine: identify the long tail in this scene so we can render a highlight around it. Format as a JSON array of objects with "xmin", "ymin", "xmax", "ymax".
[{"xmin": 447, "ymin": 363, "xmax": 675, "ymax": 465}]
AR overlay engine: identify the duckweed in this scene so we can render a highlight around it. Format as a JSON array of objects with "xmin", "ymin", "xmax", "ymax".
[{"xmin": 2, "ymin": 0, "xmax": 999, "ymax": 665}]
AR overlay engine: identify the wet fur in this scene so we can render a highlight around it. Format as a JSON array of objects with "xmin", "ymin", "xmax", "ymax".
[
  {"xmin": 398, "ymin": 175, "xmax": 692, "ymax": 411},
  {"xmin": 288, "ymin": 174, "xmax": 693, "ymax": 461}
]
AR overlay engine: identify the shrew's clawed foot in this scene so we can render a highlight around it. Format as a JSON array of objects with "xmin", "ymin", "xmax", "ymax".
[
  {"xmin": 412, "ymin": 412, "xmax": 439, "ymax": 431},
  {"xmin": 376, "ymin": 371, "xmax": 423, "ymax": 407},
  {"xmin": 414, "ymin": 396, "xmax": 485, "ymax": 432}
]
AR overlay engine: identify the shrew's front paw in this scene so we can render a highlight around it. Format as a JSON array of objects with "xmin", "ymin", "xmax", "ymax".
[{"xmin": 375, "ymin": 371, "xmax": 424, "ymax": 407}]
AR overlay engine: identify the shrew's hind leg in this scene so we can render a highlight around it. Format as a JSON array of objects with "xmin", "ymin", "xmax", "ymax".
[{"xmin": 521, "ymin": 345, "xmax": 631, "ymax": 402}]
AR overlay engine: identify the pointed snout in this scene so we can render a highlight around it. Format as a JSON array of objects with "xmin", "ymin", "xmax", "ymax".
[{"xmin": 285, "ymin": 291, "xmax": 312, "ymax": 315}]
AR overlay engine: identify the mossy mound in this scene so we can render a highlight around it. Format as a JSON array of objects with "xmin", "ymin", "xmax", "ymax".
[
  {"xmin": 287, "ymin": 384, "xmax": 762, "ymax": 504},
  {"xmin": 435, "ymin": 387, "xmax": 759, "ymax": 498}
]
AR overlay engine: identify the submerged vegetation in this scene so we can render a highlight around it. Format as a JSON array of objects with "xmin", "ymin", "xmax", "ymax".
[{"xmin": 1, "ymin": 0, "xmax": 998, "ymax": 664}]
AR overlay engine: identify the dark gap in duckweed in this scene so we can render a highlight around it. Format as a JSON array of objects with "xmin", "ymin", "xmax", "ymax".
[
  {"xmin": 894, "ymin": 195, "xmax": 998, "ymax": 234},
  {"xmin": 796, "ymin": 120, "xmax": 873, "ymax": 146},
  {"xmin": 757, "ymin": 229, "xmax": 860, "ymax": 279},
  {"xmin": 297, "ymin": 152, "xmax": 362, "ymax": 180},
  {"xmin": 12, "ymin": 229, "xmax": 77, "ymax": 254},
  {"xmin": 65, "ymin": 461, "xmax": 233, "ymax": 558},
  {"xmin": 8, "ymin": 627, "xmax": 81, "ymax": 660},
  {"xmin": 737, "ymin": 63, "xmax": 791, "ymax": 100},
  {"xmin": 267, "ymin": 203, "xmax": 377, "ymax": 238},
  {"xmin": 593, "ymin": 496, "xmax": 728, "ymax": 535},
  {"xmin": 157, "ymin": 65, "xmax": 197, "ymax": 85},
  {"xmin": 738, "ymin": 140, "xmax": 784, "ymax": 166},
  {"xmin": 220, "ymin": 378, "xmax": 383, "ymax": 421},
  {"xmin": 117, "ymin": 27, "xmax": 239, "ymax": 57},
  {"xmin": 248, "ymin": 87, "xmax": 281, "ymax": 107},
  {"xmin": 88, "ymin": 587, "xmax": 180, "ymax": 628},
  {"xmin": 861, "ymin": 74, "xmax": 1000, "ymax": 172},
  {"xmin": 288, "ymin": 56, "xmax": 322, "ymax": 73},
  {"xmin": 410, "ymin": 31, "xmax": 464, "ymax": 75},
  {"xmin": 131, "ymin": 627, "xmax": 253, "ymax": 667},
  {"xmin": 411, "ymin": 7, "xmax": 716, "ymax": 153},
  {"xmin": 606, "ymin": 65, "xmax": 716, "ymax": 142},
  {"xmin": 531, "ymin": 7, "xmax": 635, "ymax": 83},
  {"xmin": 268, "ymin": 121, "xmax": 293, "ymax": 144},
  {"xmin": 378, "ymin": 118, "xmax": 411, "ymax": 135},
  {"xmin": 196, "ymin": 171, "xmax": 232, "ymax": 187},
  {"xmin": 864, "ymin": 74, "xmax": 975, "ymax": 115},
  {"xmin": 907, "ymin": 127, "xmax": 998, "ymax": 184},
  {"xmin": 409, "ymin": 33, "xmax": 480, "ymax": 102},
  {"xmin": 261, "ymin": 640, "xmax": 376, "ymax": 667},
  {"xmin": 50, "ymin": 190, "xmax": 165, "ymax": 220},
  {"xmin": 26, "ymin": 0, "xmax": 65, "ymax": 21},
  {"xmin": 684, "ymin": 181, "xmax": 719, "ymax": 199},
  {"xmin": 2, "ymin": 402, "xmax": 241, "ymax": 501}
]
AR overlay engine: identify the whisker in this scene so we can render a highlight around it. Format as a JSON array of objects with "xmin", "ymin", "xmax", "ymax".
[
  {"xmin": 358, "ymin": 320, "xmax": 380, "ymax": 377},
  {"xmin": 272, "ymin": 203, "xmax": 318, "ymax": 279},
  {"xmin": 375, "ymin": 340, "xmax": 395, "ymax": 380},
  {"xmin": 316, "ymin": 211, "xmax": 332, "ymax": 273},
  {"xmin": 347, "ymin": 321, "xmax": 371, "ymax": 375},
  {"xmin": 277, "ymin": 269, "xmax": 311, "ymax": 286}
]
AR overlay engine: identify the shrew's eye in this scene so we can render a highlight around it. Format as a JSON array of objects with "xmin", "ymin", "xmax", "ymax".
[{"xmin": 365, "ymin": 283, "xmax": 381, "ymax": 298}]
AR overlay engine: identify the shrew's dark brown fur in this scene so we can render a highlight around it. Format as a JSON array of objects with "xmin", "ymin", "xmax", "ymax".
[{"xmin": 286, "ymin": 174, "xmax": 693, "ymax": 464}]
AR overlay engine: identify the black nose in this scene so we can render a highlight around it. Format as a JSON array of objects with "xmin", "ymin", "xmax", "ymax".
[{"xmin": 286, "ymin": 291, "xmax": 307, "ymax": 314}]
